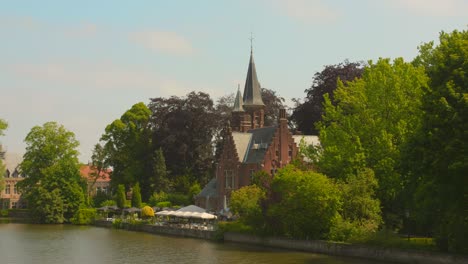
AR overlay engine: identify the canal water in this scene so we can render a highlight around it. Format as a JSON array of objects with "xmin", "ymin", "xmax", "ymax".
[{"xmin": 0, "ymin": 223, "xmax": 390, "ymax": 264}]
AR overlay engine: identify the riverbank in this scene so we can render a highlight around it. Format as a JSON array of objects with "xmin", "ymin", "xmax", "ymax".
[
  {"xmin": 93, "ymin": 220, "xmax": 467, "ymax": 264},
  {"xmin": 94, "ymin": 219, "xmax": 215, "ymax": 240}
]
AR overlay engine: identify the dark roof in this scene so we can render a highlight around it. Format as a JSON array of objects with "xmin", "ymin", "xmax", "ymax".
[
  {"xmin": 196, "ymin": 178, "xmax": 218, "ymax": 198},
  {"xmin": 243, "ymin": 50, "xmax": 264, "ymax": 107},
  {"xmin": 233, "ymin": 86, "xmax": 244, "ymax": 112},
  {"xmin": 244, "ymin": 126, "xmax": 277, "ymax": 164}
]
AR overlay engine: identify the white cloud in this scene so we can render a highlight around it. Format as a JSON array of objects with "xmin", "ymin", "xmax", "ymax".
[
  {"xmin": 4, "ymin": 60, "xmax": 198, "ymax": 96},
  {"xmin": 389, "ymin": 0, "xmax": 468, "ymax": 17},
  {"xmin": 270, "ymin": 0, "xmax": 340, "ymax": 23},
  {"xmin": 130, "ymin": 30, "xmax": 194, "ymax": 55}
]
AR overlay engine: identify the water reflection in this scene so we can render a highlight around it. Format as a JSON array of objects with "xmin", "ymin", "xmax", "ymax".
[{"xmin": 0, "ymin": 223, "xmax": 387, "ymax": 264}]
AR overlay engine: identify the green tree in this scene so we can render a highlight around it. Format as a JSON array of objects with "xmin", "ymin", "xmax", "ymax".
[
  {"xmin": 314, "ymin": 58, "xmax": 428, "ymax": 227},
  {"xmin": 131, "ymin": 182, "xmax": 142, "ymax": 208},
  {"xmin": 291, "ymin": 60, "xmax": 364, "ymax": 134},
  {"xmin": 188, "ymin": 182, "xmax": 201, "ymax": 204},
  {"xmin": 268, "ymin": 165, "xmax": 341, "ymax": 239},
  {"xmin": 101, "ymin": 102, "xmax": 154, "ymax": 199},
  {"xmin": 230, "ymin": 185, "xmax": 265, "ymax": 228},
  {"xmin": 0, "ymin": 119, "xmax": 8, "ymax": 191},
  {"xmin": 115, "ymin": 184, "xmax": 126, "ymax": 209},
  {"xmin": 329, "ymin": 168, "xmax": 382, "ymax": 242},
  {"xmin": 17, "ymin": 122, "xmax": 85, "ymax": 223},
  {"xmin": 403, "ymin": 29, "xmax": 468, "ymax": 253}
]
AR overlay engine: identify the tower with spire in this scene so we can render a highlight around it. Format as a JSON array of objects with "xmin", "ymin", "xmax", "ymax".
[{"xmin": 231, "ymin": 46, "xmax": 265, "ymax": 131}]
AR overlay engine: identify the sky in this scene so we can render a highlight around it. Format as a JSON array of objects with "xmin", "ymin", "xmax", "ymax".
[{"xmin": 1, "ymin": 0, "xmax": 467, "ymax": 163}]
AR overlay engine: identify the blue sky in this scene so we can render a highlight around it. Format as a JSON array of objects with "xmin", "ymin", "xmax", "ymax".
[{"xmin": 1, "ymin": 0, "xmax": 467, "ymax": 162}]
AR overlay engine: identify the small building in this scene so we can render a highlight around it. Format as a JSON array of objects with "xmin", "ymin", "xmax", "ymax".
[
  {"xmin": 1, "ymin": 152, "xmax": 26, "ymax": 209},
  {"xmin": 195, "ymin": 48, "xmax": 318, "ymax": 211},
  {"xmin": 80, "ymin": 165, "xmax": 111, "ymax": 196}
]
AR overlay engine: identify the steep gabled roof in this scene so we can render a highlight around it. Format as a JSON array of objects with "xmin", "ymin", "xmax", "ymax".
[
  {"xmin": 243, "ymin": 126, "xmax": 277, "ymax": 164},
  {"xmin": 243, "ymin": 50, "xmax": 264, "ymax": 107},
  {"xmin": 232, "ymin": 132, "xmax": 252, "ymax": 162},
  {"xmin": 196, "ymin": 178, "xmax": 218, "ymax": 198}
]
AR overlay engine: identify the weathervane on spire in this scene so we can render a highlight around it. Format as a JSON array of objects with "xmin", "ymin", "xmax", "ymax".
[{"xmin": 249, "ymin": 32, "xmax": 254, "ymax": 53}]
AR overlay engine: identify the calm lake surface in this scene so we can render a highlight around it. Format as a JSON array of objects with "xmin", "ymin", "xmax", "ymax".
[{"xmin": 0, "ymin": 223, "xmax": 390, "ymax": 264}]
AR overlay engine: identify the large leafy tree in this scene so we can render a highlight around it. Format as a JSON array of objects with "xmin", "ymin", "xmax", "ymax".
[
  {"xmin": 291, "ymin": 61, "xmax": 364, "ymax": 134},
  {"xmin": 314, "ymin": 58, "xmax": 428, "ymax": 227},
  {"xmin": 0, "ymin": 119, "xmax": 8, "ymax": 191},
  {"xmin": 149, "ymin": 92, "xmax": 218, "ymax": 189},
  {"xmin": 268, "ymin": 165, "xmax": 341, "ymax": 239},
  {"xmin": 101, "ymin": 102, "xmax": 160, "ymax": 200},
  {"xmin": 403, "ymin": 29, "xmax": 468, "ymax": 253},
  {"xmin": 18, "ymin": 122, "xmax": 85, "ymax": 223}
]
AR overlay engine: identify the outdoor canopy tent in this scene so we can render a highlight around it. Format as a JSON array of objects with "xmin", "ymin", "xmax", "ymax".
[{"xmin": 155, "ymin": 205, "xmax": 216, "ymax": 219}]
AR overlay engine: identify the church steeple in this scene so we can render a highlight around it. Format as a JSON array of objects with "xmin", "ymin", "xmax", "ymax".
[
  {"xmin": 233, "ymin": 84, "xmax": 244, "ymax": 112},
  {"xmin": 242, "ymin": 48, "xmax": 264, "ymax": 107}
]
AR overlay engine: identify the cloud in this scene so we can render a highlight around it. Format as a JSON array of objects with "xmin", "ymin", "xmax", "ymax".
[
  {"xmin": 130, "ymin": 30, "xmax": 194, "ymax": 55},
  {"xmin": 3, "ymin": 60, "xmax": 193, "ymax": 96},
  {"xmin": 388, "ymin": 0, "xmax": 468, "ymax": 17},
  {"xmin": 64, "ymin": 22, "xmax": 98, "ymax": 38},
  {"xmin": 269, "ymin": 0, "xmax": 340, "ymax": 24}
]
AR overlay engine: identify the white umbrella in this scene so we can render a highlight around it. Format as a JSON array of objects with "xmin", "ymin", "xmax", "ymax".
[{"xmin": 155, "ymin": 210, "xmax": 170, "ymax": 216}]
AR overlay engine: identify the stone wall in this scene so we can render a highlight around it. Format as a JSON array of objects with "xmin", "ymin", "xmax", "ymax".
[{"xmin": 224, "ymin": 232, "xmax": 468, "ymax": 264}]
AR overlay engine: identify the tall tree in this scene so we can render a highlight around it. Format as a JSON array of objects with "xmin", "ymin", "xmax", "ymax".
[
  {"xmin": 0, "ymin": 119, "xmax": 8, "ymax": 191},
  {"xmin": 314, "ymin": 58, "xmax": 428, "ymax": 227},
  {"xmin": 291, "ymin": 61, "xmax": 364, "ymax": 134},
  {"xmin": 149, "ymin": 92, "xmax": 218, "ymax": 189},
  {"xmin": 403, "ymin": 29, "xmax": 468, "ymax": 253},
  {"xmin": 88, "ymin": 143, "xmax": 109, "ymax": 198},
  {"xmin": 101, "ymin": 103, "xmax": 152, "ymax": 193},
  {"xmin": 17, "ymin": 122, "xmax": 85, "ymax": 223},
  {"xmin": 261, "ymin": 88, "xmax": 286, "ymax": 126}
]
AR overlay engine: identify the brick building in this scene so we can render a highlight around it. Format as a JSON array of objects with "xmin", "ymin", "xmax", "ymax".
[
  {"xmin": 195, "ymin": 49, "xmax": 318, "ymax": 211},
  {"xmin": 1, "ymin": 152, "xmax": 26, "ymax": 209}
]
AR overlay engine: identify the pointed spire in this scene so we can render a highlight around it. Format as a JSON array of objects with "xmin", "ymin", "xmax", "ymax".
[
  {"xmin": 242, "ymin": 47, "xmax": 264, "ymax": 107},
  {"xmin": 233, "ymin": 84, "xmax": 244, "ymax": 112}
]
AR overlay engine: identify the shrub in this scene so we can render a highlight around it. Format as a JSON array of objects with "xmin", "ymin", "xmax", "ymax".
[
  {"xmin": 100, "ymin": 200, "xmax": 116, "ymax": 207},
  {"xmin": 116, "ymin": 185, "xmax": 126, "ymax": 209},
  {"xmin": 156, "ymin": 201, "xmax": 172, "ymax": 208},
  {"xmin": 0, "ymin": 209, "xmax": 8, "ymax": 217},
  {"xmin": 131, "ymin": 183, "xmax": 142, "ymax": 208},
  {"xmin": 141, "ymin": 206, "xmax": 154, "ymax": 218},
  {"xmin": 167, "ymin": 193, "xmax": 190, "ymax": 206},
  {"xmin": 72, "ymin": 209, "xmax": 97, "ymax": 225},
  {"xmin": 149, "ymin": 191, "xmax": 168, "ymax": 206}
]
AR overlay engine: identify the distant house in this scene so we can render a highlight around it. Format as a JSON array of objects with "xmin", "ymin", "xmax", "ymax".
[
  {"xmin": 1, "ymin": 152, "xmax": 26, "ymax": 209},
  {"xmin": 79, "ymin": 165, "xmax": 111, "ymax": 196},
  {"xmin": 195, "ymin": 49, "xmax": 318, "ymax": 212}
]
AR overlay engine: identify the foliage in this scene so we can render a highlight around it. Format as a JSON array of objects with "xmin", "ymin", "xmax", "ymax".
[
  {"xmin": 17, "ymin": 122, "xmax": 85, "ymax": 223},
  {"xmin": 148, "ymin": 191, "xmax": 168, "ymax": 206},
  {"xmin": 268, "ymin": 165, "xmax": 341, "ymax": 239},
  {"xmin": 261, "ymin": 88, "xmax": 286, "ymax": 126},
  {"xmin": 141, "ymin": 206, "xmax": 154, "ymax": 218},
  {"xmin": 329, "ymin": 169, "xmax": 381, "ymax": 242},
  {"xmin": 72, "ymin": 209, "xmax": 97, "ymax": 225},
  {"xmin": 149, "ymin": 92, "xmax": 218, "ymax": 188},
  {"xmin": 0, "ymin": 118, "xmax": 7, "ymax": 191},
  {"xmin": 167, "ymin": 193, "xmax": 190, "ymax": 206},
  {"xmin": 100, "ymin": 200, "xmax": 116, "ymax": 207},
  {"xmin": 88, "ymin": 143, "xmax": 110, "ymax": 198},
  {"xmin": 291, "ymin": 61, "xmax": 364, "ymax": 134},
  {"xmin": 155, "ymin": 201, "xmax": 172, "ymax": 208},
  {"xmin": 314, "ymin": 58, "xmax": 428, "ymax": 227},
  {"xmin": 215, "ymin": 221, "xmax": 254, "ymax": 241},
  {"xmin": 93, "ymin": 190, "xmax": 112, "ymax": 208},
  {"xmin": 230, "ymin": 185, "xmax": 265, "ymax": 228},
  {"xmin": 403, "ymin": 29, "xmax": 468, "ymax": 253},
  {"xmin": 188, "ymin": 183, "xmax": 201, "ymax": 203},
  {"xmin": 115, "ymin": 184, "xmax": 126, "ymax": 209},
  {"xmin": 131, "ymin": 183, "xmax": 142, "ymax": 208},
  {"xmin": 0, "ymin": 209, "xmax": 8, "ymax": 217},
  {"xmin": 101, "ymin": 102, "xmax": 160, "ymax": 201}
]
